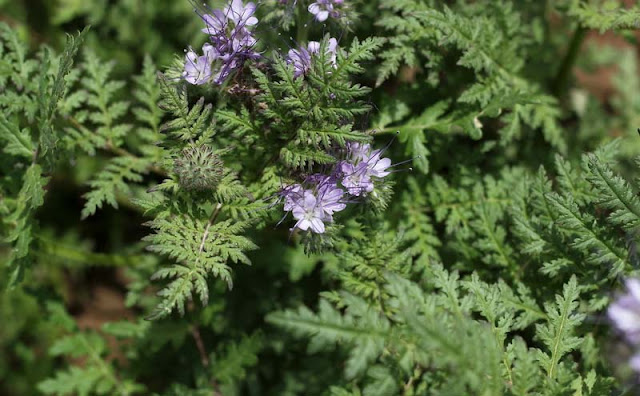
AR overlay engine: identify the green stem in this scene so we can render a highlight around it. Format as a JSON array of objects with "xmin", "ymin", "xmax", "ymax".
[
  {"xmin": 198, "ymin": 203, "xmax": 224, "ymax": 255},
  {"xmin": 295, "ymin": 2, "xmax": 308, "ymax": 44},
  {"xmin": 552, "ymin": 25, "xmax": 587, "ymax": 97}
]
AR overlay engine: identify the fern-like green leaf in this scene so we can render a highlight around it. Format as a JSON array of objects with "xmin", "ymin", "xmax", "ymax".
[{"xmin": 535, "ymin": 276, "xmax": 584, "ymax": 381}]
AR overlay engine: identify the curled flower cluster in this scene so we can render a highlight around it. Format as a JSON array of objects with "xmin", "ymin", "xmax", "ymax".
[
  {"xmin": 608, "ymin": 279, "xmax": 640, "ymax": 372},
  {"xmin": 280, "ymin": 142, "xmax": 392, "ymax": 234},
  {"xmin": 174, "ymin": 145, "xmax": 224, "ymax": 191},
  {"xmin": 308, "ymin": 0, "xmax": 344, "ymax": 22},
  {"xmin": 183, "ymin": 0, "xmax": 260, "ymax": 85},
  {"xmin": 287, "ymin": 38, "xmax": 338, "ymax": 78}
]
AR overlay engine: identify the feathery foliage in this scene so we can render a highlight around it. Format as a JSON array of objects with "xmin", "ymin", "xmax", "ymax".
[
  {"xmin": 3, "ymin": 0, "xmax": 640, "ymax": 394},
  {"xmin": 1, "ymin": 24, "xmax": 86, "ymax": 284},
  {"xmin": 568, "ymin": 1, "xmax": 640, "ymax": 32}
]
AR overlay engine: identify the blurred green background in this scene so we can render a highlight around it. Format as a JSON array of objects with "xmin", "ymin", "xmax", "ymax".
[{"xmin": 0, "ymin": 0, "xmax": 207, "ymax": 76}]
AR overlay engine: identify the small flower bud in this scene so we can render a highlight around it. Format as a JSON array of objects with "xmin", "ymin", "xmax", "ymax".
[{"xmin": 174, "ymin": 145, "xmax": 224, "ymax": 192}]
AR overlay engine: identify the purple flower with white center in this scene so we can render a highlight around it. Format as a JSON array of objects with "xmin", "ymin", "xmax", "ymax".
[
  {"xmin": 337, "ymin": 142, "xmax": 392, "ymax": 196},
  {"xmin": 183, "ymin": 44, "xmax": 217, "ymax": 85},
  {"xmin": 364, "ymin": 149, "xmax": 392, "ymax": 178},
  {"xmin": 287, "ymin": 38, "xmax": 339, "ymax": 78},
  {"xmin": 276, "ymin": 140, "xmax": 399, "ymax": 233},
  {"xmin": 308, "ymin": 0, "xmax": 342, "ymax": 22},
  {"xmin": 279, "ymin": 173, "xmax": 347, "ymax": 234},
  {"xmin": 291, "ymin": 190, "xmax": 327, "ymax": 233},
  {"xmin": 608, "ymin": 279, "xmax": 640, "ymax": 344},
  {"xmin": 340, "ymin": 161, "xmax": 373, "ymax": 196}
]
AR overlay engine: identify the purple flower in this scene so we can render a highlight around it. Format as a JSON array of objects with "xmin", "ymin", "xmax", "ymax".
[
  {"xmin": 609, "ymin": 279, "xmax": 640, "ymax": 344},
  {"xmin": 291, "ymin": 190, "xmax": 327, "ymax": 233},
  {"xmin": 225, "ymin": 0, "xmax": 258, "ymax": 27},
  {"xmin": 337, "ymin": 142, "xmax": 392, "ymax": 196},
  {"xmin": 282, "ymin": 184, "xmax": 304, "ymax": 211},
  {"xmin": 316, "ymin": 177, "xmax": 346, "ymax": 215},
  {"xmin": 287, "ymin": 38, "xmax": 339, "ymax": 78},
  {"xmin": 280, "ymin": 174, "xmax": 347, "ymax": 234},
  {"xmin": 276, "ymin": 141, "xmax": 396, "ymax": 233},
  {"xmin": 346, "ymin": 142, "xmax": 370, "ymax": 162},
  {"xmin": 201, "ymin": 10, "xmax": 228, "ymax": 35},
  {"xmin": 201, "ymin": 0, "xmax": 258, "ymax": 33},
  {"xmin": 364, "ymin": 149, "xmax": 392, "ymax": 178},
  {"xmin": 183, "ymin": 44, "xmax": 217, "ymax": 85},
  {"xmin": 308, "ymin": 0, "xmax": 342, "ymax": 22},
  {"xmin": 307, "ymin": 39, "xmax": 338, "ymax": 65},
  {"xmin": 287, "ymin": 46, "xmax": 313, "ymax": 78},
  {"xmin": 340, "ymin": 161, "xmax": 373, "ymax": 196}
]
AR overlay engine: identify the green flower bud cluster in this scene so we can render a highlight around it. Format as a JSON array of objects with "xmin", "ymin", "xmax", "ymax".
[{"xmin": 174, "ymin": 145, "xmax": 224, "ymax": 192}]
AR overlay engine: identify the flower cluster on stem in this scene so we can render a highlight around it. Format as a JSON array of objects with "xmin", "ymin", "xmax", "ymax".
[
  {"xmin": 280, "ymin": 142, "xmax": 393, "ymax": 234},
  {"xmin": 183, "ymin": 0, "xmax": 260, "ymax": 85}
]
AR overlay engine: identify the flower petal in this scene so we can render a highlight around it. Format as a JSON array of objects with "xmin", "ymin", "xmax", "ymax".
[
  {"xmin": 308, "ymin": 3, "xmax": 321, "ymax": 14},
  {"xmin": 316, "ymin": 10, "xmax": 329, "ymax": 21},
  {"xmin": 303, "ymin": 191, "xmax": 317, "ymax": 208},
  {"xmin": 310, "ymin": 218, "xmax": 325, "ymax": 233},
  {"xmin": 308, "ymin": 41, "xmax": 320, "ymax": 54},
  {"xmin": 627, "ymin": 279, "xmax": 640, "ymax": 302},
  {"xmin": 297, "ymin": 219, "xmax": 311, "ymax": 231},
  {"xmin": 631, "ymin": 354, "xmax": 640, "ymax": 372}
]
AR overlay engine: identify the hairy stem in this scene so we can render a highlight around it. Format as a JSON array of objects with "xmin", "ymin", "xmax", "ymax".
[
  {"xmin": 552, "ymin": 25, "xmax": 587, "ymax": 97},
  {"xmin": 190, "ymin": 325, "xmax": 210, "ymax": 367},
  {"xmin": 200, "ymin": 203, "xmax": 224, "ymax": 254}
]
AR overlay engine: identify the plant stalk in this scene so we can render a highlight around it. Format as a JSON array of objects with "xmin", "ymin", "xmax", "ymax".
[{"xmin": 552, "ymin": 25, "xmax": 587, "ymax": 97}]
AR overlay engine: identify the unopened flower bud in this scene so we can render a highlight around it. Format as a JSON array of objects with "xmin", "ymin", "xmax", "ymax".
[{"xmin": 174, "ymin": 145, "xmax": 224, "ymax": 192}]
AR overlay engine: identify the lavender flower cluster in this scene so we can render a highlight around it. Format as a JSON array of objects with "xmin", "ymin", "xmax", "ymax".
[
  {"xmin": 183, "ymin": 0, "xmax": 260, "ymax": 85},
  {"xmin": 609, "ymin": 279, "xmax": 640, "ymax": 372},
  {"xmin": 183, "ymin": 0, "xmax": 347, "ymax": 85},
  {"xmin": 280, "ymin": 143, "xmax": 392, "ymax": 234}
]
